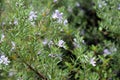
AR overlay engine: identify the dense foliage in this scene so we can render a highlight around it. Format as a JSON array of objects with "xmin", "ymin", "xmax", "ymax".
[{"xmin": 0, "ymin": 0, "xmax": 120, "ymax": 80}]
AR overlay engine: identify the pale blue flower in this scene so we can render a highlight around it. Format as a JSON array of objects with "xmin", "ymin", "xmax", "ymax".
[
  {"xmin": 90, "ymin": 57, "xmax": 96, "ymax": 66},
  {"xmin": 14, "ymin": 19, "xmax": 18, "ymax": 25},
  {"xmin": 103, "ymin": 49, "xmax": 111, "ymax": 55},
  {"xmin": 52, "ymin": 10, "xmax": 63, "ymax": 23},
  {"xmin": 98, "ymin": 4, "xmax": 102, "ymax": 8},
  {"xmin": 28, "ymin": 10, "xmax": 37, "ymax": 26},
  {"xmin": 0, "ymin": 55, "xmax": 10, "ymax": 65},
  {"xmin": 118, "ymin": 4, "xmax": 120, "ymax": 10},
  {"xmin": 37, "ymin": 51, "xmax": 41, "ymax": 55},
  {"xmin": 63, "ymin": 19, "xmax": 68, "ymax": 25},
  {"xmin": 76, "ymin": 2, "xmax": 80, "ymax": 7},
  {"xmin": 42, "ymin": 39, "xmax": 48, "ymax": 45},
  {"xmin": 28, "ymin": 10, "xmax": 37, "ymax": 21},
  {"xmin": 52, "ymin": 10, "xmax": 63, "ymax": 19},
  {"xmin": 53, "ymin": 0, "xmax": 57, "ymax": 3},
  {"xmin": 58, "ymin": 40, "xmax": 65, "ymax": 48}
]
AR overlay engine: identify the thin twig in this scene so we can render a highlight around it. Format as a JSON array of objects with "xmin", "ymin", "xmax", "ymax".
[
  {"xmin": 15, "ymin": 53, "xmax": 47, "ymax": 80},
  {"xmin": 23, "ymin": 61, "xmax": 47, "ymax": 80}
]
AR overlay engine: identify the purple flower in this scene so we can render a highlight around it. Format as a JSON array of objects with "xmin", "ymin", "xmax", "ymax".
[{"xmin": 103, "ymin": 49, "xmax": 111, "ymax": 55}]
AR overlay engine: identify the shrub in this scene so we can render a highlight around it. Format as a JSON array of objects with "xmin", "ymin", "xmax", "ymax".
[{"xmin": 0, "ymin": 0, "xmax": 120, "ymax": 80}]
